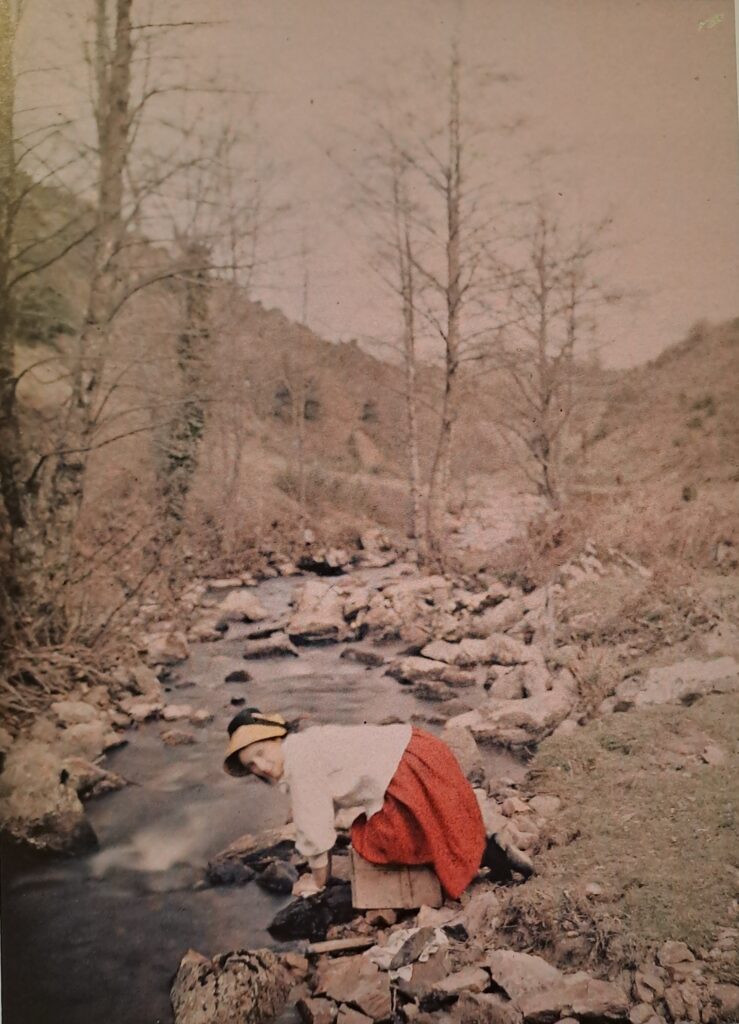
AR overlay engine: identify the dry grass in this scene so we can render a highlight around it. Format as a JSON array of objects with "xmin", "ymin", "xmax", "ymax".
[{"xmin": 501, "ymin": 695, "xmax": 739, "ymax": 978}]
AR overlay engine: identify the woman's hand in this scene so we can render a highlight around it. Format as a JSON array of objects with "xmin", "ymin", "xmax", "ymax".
[{"xmin": 292, "ymin": 872, "xmax": 324, "ymax": 898}]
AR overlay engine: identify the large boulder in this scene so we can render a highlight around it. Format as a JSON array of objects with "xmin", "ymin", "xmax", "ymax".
[
  {"xmin": 449, "ymin": 671, "xmax": 577, "ymax": 748},
  {"xmin": 614, "ymin": 656, "xmax": 738, "ymax": 710},
  {"xmin": 171, "ymin": 948, "xmax": 289, "ymax": 1024},
  {"xmin": 288, "ymin": 581, "xmax": 351, "ymax": 645},
  {"xmin": 0, "ymin": 741, "xmax": 98, "ymax": 855}
]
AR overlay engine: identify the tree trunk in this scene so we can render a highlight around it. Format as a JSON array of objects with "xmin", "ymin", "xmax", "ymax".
[
  {"xmin": 398, "ymin": 199, "xmax": 422, "ymax": 545},
  {"xmin": 159, "ymin": 241, "xmax": 209, "ymax": 539},
  {"xmin": 426, "ymin": 48, "xmax": 462, "ymax": 561},
  {"xmin": 51, "ymin": 0, "xmax": 134, "ymax": 578}
]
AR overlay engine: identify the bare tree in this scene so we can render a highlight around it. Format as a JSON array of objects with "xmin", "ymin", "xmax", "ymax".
[
  {"xmin": 485, "ymin": 201, "xmax": 617, "ymax": 507},
  {"xmin": 346, "ymin": 46, "xmax": 516, "ymax": 555}
]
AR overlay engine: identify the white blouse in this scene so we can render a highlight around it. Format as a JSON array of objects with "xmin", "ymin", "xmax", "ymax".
[{"xmin": 281, "ymin": 723, "xmax": 412, "ymax": 869}]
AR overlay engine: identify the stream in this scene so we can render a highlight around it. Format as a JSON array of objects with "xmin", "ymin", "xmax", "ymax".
[{"xmin": 2, "ymin": 569, "xmax": 523, "ymax": 1024}]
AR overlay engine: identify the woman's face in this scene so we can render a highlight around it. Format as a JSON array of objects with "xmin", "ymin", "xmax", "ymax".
[{"xmin": 238, "ymin": 739, "xmax": 284, "ymax": 784}]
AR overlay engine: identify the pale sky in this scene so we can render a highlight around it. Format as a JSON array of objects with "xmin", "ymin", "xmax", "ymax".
[{"xmin": 19, "ymin": 0, "xmax": 739, "ymax": 367}]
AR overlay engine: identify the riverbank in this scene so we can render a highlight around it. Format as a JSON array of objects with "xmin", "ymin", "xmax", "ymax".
[{"xmin": 2, "ymin": 537, "xmax": 738, "ymax": 1023}]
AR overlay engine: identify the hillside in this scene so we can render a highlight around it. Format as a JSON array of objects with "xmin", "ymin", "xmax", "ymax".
[{"xmin": 583, "ymin": 318, "xmax": 739, "ymax": 491}]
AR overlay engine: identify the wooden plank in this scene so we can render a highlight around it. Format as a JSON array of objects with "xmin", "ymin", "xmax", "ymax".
[
  {"xmin": 350, "ymin": 849, "xmax": 442, "ymax": 910},
  {"xmin": 307, "ymin": 936, "xmax": 376, "ymax": 956}
]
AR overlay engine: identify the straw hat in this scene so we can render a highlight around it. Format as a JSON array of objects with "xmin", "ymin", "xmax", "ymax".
[{"xmin": 223, "ymin": 709, "xmax": 288, "ymax": 777}]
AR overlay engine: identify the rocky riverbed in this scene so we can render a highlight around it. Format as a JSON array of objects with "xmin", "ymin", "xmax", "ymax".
[{"xmin": 2, "ymin": 535, "xmax": 737, "ymax": 1024}]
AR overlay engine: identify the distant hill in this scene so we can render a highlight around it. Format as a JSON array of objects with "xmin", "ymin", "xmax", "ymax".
[{"xmin": 579, "ymin": 318, "xmax": 739, "ymax": 492}]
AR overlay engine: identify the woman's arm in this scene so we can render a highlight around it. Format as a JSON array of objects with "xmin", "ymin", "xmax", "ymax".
[{"xmin": 287, "ymin": 767, "xmax": 336, "ymax": 894}]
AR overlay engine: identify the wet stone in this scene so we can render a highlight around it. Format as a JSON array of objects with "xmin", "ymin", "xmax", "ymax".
[
  {"xmin": 160, "ymin": 729, "xmax": 197, "ymax": 747},
  {"xmin": 268, "ymin": 882, "xmax": 356, "ymax": 942},
  {"xmin": 257, "ymin": 861, "xmax": 299, "ymax": 894},
  {"xmin": 339, "ymin": 648, "xmax": 385, "ymax": 667},
  {"xmin": 225, "ymin": 669, "xmax": 253, "ymax": 683}
]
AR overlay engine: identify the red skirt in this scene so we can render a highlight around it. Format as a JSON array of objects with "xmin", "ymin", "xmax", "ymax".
[{"xmin": 350, "ymin": 727, "xmax": 486, "ymax": 899}]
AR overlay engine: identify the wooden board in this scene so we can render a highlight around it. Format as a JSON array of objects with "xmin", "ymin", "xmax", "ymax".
[
  {"xmin": 350, "ymin": 849, "xmax": 443, "ymax": 910},
  {"xmin": 307, "ymin": 936, "xmax": 376, "ymax": 956}
]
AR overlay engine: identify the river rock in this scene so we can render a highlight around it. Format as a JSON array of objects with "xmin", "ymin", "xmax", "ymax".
[
  {"xmin": 315, "ymin": 955, "xmax": 392, "ymax": 1020},
  {"xmin": 0, "ymin": 741, "xmax": 98, "ymax": 855},
  {"xmin": 207, "ymin": 826, "xmax": 297, "ymax": 885},
  {"xmin": 145, "ymin": 631, "xmax": 189, "ymax": 666},
  {"xmin": 340, "ymin": 647, "xmax": 385, "ymax": 667},
  {"xmin": 217, "ymin": 590, "xmax": 269, "ymax": 624},
  {"xmin": 336, "ymin": 1007, "xmax": 372, "ymax": 1024},
  {"xmin": 171, "ymin": 948, "xmax": 290, "ymax": 1024},
  {"xmin": 657, "ymin": 940, "xmax": 695, "ymax": 967},
  {"xmin": 488, "ymin": 669, "xmax": 526, "ymax": 700},
  {"xmin": 298, "ymin": 997, "xmax": 339, "ymax": 1024},
  {"xmin": 453, "ymin": 991, "xmax": 523, "ymax": 1024},
  {"xmin": 188, "ymin": 615, "xmax": 225, "ymax": 642},
  {"xmin": 225, "ymin": 669, "xmax": 253, "ymax": 683},
  {"xmin": 119, "ymin": 696, "xmax": 164, "ymax": 723},
  {"xmin": 161, "ymin": 704, "xmax": 194, "ymax": 722},
  {"xmin": 129, "ymin": 662, "xmax": 164, "ymax": 698},
  {"xmin": 469, "ymin": 598, "xmax": 527, "ymax": 638},
  {"xmin": 257, "ymin": 861, "xmax": 299, "ymax": 894},
  {"xmin": 358, "ymin": 527, "xmax": 397, "ymax": 568},
  {"xmin": 50, "ymin": 700, "xmax": 101, "ymax": 727},
  {"xmin": 466, "ymin": 672, "xmax": 577, "ymax": 747},
  {"xmin": 207, "ymin": 577, "xmax": 244, "ymax": 590},
  {"xmin": 268, "ymin": 881, "xmax": 356, "ymax": 942},
  {"xmin": 414, "ymin": 680, "xmax": 458, "ymax": 702},
  {"xmin": 397, "ymin": 949, "xmax": 451, "ymax": 1000},
  {"xmin": 288, "ymin": 580, "xmax": 351, "ymax": 645},
  {"xmin": 432, "ymin": 966, "xmax": 490, "ymax": 997},
  {"xmin": 485, "ymin": 950, "xmax": 563, "ymax": 1004},
  {"xmin": 161, "ymin": 728, "xmax": 197, "ymax": 747},
  {"xmin": 57, "ymin": 720, "xmax": 110, "ymax": 761},
  {"xmin": 445, "ymin": 726, "xmax": 485, "ymax": 785},
  {"xmin": 298, "ymin": 547, "xmax": 351, "ymax": 575},
  {"xmin": 528, "ymin": 795, "xmax": 561, "ymax": 818},
  {"xmin": 518, "ymin": 974, "xmax": 630, "ymax": 1023},
  {"xmin": 387, "ymin": 656, "xmax": 476, "ymax": 687},
  {"xmin": 61, "ymin": 757, "xmax": 126, "ymax": 799},
  {"xmin": 243, "ymin": 633, "xmax": 299, "ymax": 659},
  {"xmin": 614, "ymin": 656, "xmax": 739, "ymax": 710},
  {"xmin": 190, "ymin": 709, "xmax": 213, "ymax": 727},
  {"xmin": 710, "ymin": 983, "xmax": 739, "ymax": 1018}
]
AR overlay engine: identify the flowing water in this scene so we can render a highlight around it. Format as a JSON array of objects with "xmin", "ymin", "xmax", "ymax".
[{"xmin": 2, "ymin": 570, "xmax": 523, "ymax": 1024}]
